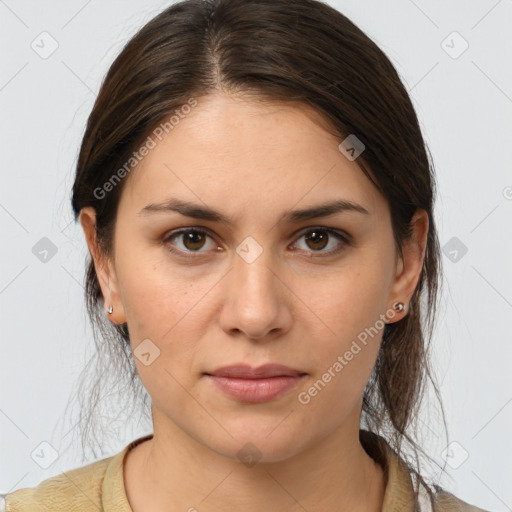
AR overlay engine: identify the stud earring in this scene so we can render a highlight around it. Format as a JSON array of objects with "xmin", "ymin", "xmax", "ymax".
[
  {"xmin": 107, "ymin": 304, "xmax": 113, "ymax": 314},
  {"xmin": 393, "ymin": 302, "xmax": 405, "ymax": 312}
]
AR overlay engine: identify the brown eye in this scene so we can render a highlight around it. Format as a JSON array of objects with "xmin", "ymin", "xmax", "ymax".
[
  {"xmin": 164, "ymin": 228, "xmax": 217, "ymax": 256},
  {"xmin": 304, "ymin": 230, "xmax": 329, "ymax": 251},
  {"xmin": 181, "ymin": 231, "xmax": 207, "ymax": 251},
  {"xmin": 293, "ymin": 227, "xmax": 350, "ymax": 256}
]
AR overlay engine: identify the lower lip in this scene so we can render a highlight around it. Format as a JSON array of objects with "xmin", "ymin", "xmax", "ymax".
[{"xmin": 204, "ymin": 375, "xmax": 306, "ymax": 403}]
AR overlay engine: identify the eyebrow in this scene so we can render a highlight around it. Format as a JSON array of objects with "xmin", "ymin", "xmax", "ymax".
[{"xmin": 138, "ymin": 197, "xmax": 370, "ymax": 225}]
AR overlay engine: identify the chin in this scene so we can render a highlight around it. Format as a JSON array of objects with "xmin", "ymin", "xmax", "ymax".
[{"xmin": 204, "ymin": 426, "xmax": 307, "ymax": 466}]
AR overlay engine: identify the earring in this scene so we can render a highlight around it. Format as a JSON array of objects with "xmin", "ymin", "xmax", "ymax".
[
  {"xmin": 393, "ymin": 302, "xmax": 405, "ymax": 312},
  {"xmin": 107, "ymin": 304, "xmax": 113, "ymax": 314}
]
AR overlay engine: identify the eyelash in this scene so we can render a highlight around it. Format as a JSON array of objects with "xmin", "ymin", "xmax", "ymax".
[{"xmin": 162, "ymin": 226, "xmax": 351, "ymax": 259}]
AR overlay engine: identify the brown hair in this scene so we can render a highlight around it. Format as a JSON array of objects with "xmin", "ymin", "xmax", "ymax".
[{"xmin": 69, "ymin": 0, "xmax": 448, "ymax": 507}]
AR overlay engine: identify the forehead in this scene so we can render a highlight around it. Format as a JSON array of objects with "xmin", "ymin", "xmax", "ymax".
[{"xmin": 120, "ymin": 92, "xmax": 384, "ymax": 220}]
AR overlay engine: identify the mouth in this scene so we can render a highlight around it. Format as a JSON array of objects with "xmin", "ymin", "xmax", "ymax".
[{"xmin": 203, "ymin": 364, "xmax": 307, "ymax": 403}]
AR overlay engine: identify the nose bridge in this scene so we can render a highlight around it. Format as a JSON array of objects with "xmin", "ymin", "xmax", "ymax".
[
  {"xmin": 233, "ymin": 234, "xmax": 279, "ymax": 300},
  {"xmin": 219, "ymin": 233, "xmax": 289, "ymax": 339}
]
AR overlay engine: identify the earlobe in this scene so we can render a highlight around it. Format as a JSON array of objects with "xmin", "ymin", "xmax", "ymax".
[{"xmin": 79, "ymin": 207, "xmax": 127, "ymax": 324}]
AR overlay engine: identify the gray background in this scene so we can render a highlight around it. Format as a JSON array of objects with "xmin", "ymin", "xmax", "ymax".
[{"xmin": 0, "ymin": 1, "xmax": 511, "ymax": 510}]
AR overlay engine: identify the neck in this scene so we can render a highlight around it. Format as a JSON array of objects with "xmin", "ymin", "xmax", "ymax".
[{"xmin": 124, "ymin": 410, "xmax": 387, "ymax": 512}]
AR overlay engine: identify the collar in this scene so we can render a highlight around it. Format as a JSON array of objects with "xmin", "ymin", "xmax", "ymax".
[{"xmin": 360, "ymin": 429, "xmax": 418, "ymax": 512}]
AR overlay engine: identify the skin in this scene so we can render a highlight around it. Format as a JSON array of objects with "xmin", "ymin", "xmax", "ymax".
[{"xmin": 80, "ymin": 91, "xmax": 428, "ymax": 512}]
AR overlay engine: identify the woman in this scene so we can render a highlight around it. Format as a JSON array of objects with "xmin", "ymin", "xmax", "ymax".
[{"xmin": 2, "ymin": 0, "xmax": 491, "ymax": 511}]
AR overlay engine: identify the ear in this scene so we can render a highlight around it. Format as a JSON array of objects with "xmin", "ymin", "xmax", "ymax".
[
  {"xmin": 79, "ymin": 206, "xmax": 127, "ymax": 325},
  {"xmin": 386, "ymin": 208, "xmax": 429, "ymax": 323}
]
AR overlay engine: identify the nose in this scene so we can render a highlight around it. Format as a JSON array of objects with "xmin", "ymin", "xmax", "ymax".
[{"xmin": 218, "ymin": 244, "xmax": 293, "ymax": 341}]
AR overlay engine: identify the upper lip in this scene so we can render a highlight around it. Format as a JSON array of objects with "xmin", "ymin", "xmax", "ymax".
[{"xmin": 205, "ymin": 364, "xmax": 306, "ymax": 379}]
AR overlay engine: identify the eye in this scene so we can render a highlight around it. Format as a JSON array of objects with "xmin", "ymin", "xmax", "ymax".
[
  {"xmin": 163, "ymin": 228, "xmax": 218, "ymax": 257},
  {"xmin": 291, "ymin": 227, "xmax": 350, "ymax": 256},
  {"xmin": 163, "ymin": 226, "xmax": 351, "ymax": 259}
]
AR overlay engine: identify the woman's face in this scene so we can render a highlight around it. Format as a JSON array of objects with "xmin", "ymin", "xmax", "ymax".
[{"xmin": 82, "ymin": 92, "xmax": 427, "ymax": 463}]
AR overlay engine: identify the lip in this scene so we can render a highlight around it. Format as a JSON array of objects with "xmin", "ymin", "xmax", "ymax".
[
  {"xmin": 205, "ymin": 364, "xmax": 306, "ymax": 379},
  {"xmin": 203, "ymin": 364, "xmax": 307, "ymax": 404}
]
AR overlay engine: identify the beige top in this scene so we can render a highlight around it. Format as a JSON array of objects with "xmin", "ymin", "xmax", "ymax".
[{"xmin": 2, "ymin": 430, "xmax": 489, "ymax": 512}]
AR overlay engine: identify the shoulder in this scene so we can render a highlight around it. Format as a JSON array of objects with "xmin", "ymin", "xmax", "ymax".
[
  {"xmin": 359, "ymin": 430, "xmax": 493, "ymax": 512},
  {"xmin": 425, "ymin": 485, "xmax": 492, "ymax": 512},
  {"xmin": 2, "ymin": 455, "xmax": 114, "ymax": 512}
]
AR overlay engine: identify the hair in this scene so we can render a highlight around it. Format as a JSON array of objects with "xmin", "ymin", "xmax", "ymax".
[{"xmin": 68, "ymin": 0, "xmax": 449, "ymax": 508}]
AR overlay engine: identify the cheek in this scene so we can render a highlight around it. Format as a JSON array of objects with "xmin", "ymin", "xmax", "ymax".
[
  {"xmin": 116, "ymin": 247, "xmax": 204, "ymax": 336},
  {"xmin": 295, "ymin": 262, "xmax": 388, "ymax": 395},
  {"xmin": 120, "ymin": 264, "xmax": 208, "ymax": 413},
  {"xmin": 302, "ymin": 262, "xmax": 388, "ymax": 341},
  {"xmin": 297, "ymin": 296, "xmax": 383, "ymax": 428},
  {"xmin": 116, "ymin": 253, "xmax": 221, "ymax": 395}
]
